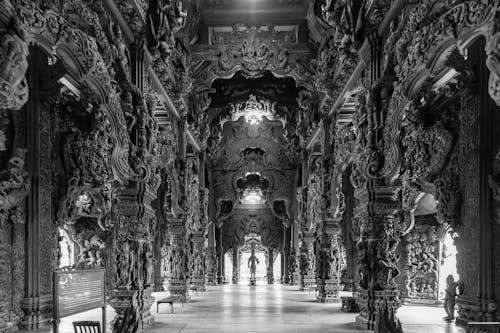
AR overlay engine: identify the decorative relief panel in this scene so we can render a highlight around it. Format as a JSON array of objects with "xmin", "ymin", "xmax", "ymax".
[{"xmin": 401, "ymin": 215, "xmax": 442, "ymax": 301}]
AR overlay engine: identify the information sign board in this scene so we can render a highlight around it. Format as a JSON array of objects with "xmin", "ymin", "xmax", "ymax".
[{"xmin": 52, "ymin": 269, "xmax": 106, "ymax": 333}]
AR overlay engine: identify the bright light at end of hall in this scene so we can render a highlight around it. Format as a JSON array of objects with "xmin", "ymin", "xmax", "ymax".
[
  {"xmin": 242, "ymin": 188, "xmax": 264, "ymax": 205},
  {"xmin": 229, "ymin": 95, "xmax": 276, "ymax": 126}
]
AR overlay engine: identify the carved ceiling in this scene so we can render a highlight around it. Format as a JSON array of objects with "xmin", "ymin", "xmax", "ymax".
[{"xmin": 208, "ymin": 71, "xmax": 301, "ymax": 124}]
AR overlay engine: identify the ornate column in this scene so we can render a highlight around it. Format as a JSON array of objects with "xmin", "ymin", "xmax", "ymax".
[
  {"xmin": 317, "ymin": 221, "xmax": 343, "ymax": 303},
  {"xmin": 185, "ymin": 153, "xmax": 207, "ymax": 292},
  {"xmin": 267, "ymin": 248, "xmax": 274, "ymax": 284},
  {"xmin": 167, "ymin": 217, "xmax": 189, "ymax": 300},
  {"xmin": 456, "ymin": 38, "xmax": 497, "ymax": 323},
  {"xmin": 110, "ymin": 182, "xmax": 156, "ymax": 331},
  {"xmin": 0, "ymin": 16, "xmax": 30, "ymax": 331},
  {"xmin": 191, "ymin": 231, "xmax": 206, "ymax": 291},
  {"xmin": 354, "ymin": 184, "xmax": 401, "ymax": 330},
  {"xmin": 206, "ymin": 168, "xmax": 217, "ymax": 286},
  {"xmin": 291, "ymin": 248, "xmax": 301, "ymax": 286},
  {"xmin": 21, "ymin": 47, "xmax": 57, "ymax": 329},
  {"xmin": 205, "ymin": 224, "xmax": 217, "ymax": 286},
  {"xmin": 232, "ymin": 247, "xmax": 239, "ymax": 284},
  {"xmin": 282, "ymin": 226, "xmax": 291, "ymax": 284},
  {"xmin": 341, "ymin": 166, "xmax": 357, "ymax": 291},
  {"xmin": 216, "ymin": 228, "xmax": 224, "ymax": 284},
  {"xmin": 299, "ymin": 232, "xmax": 316, "ymax": 291}
]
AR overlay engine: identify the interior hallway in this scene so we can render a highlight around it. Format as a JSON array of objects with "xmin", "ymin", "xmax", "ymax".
[{"xmin": 29, "ymin": 285, "xmax": 466, "ymax": 333}]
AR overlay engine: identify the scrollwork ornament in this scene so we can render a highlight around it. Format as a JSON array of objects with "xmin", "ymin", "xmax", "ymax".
[
  {"xmin": 0, "ymin": 149, "xmax": 29, "ymax": 225},
  {"xmin": 486, "ymin": 11, "xmax": 500, "ymax": 106},
  {"xmin": 489, "ymin": 150, "xmax": 500, "ymax": 224},
  {"xmin": 0, "ymin": 17, "xmax": 29, "ymax": 111},
  {"xmin": 434, "ymin": 159, "xmax": 461, "ymax": 228}
]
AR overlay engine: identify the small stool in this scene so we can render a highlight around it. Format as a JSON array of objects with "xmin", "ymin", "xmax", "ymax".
[
  {"xmin": 157, "ymin": 296, "xmax": 184, "ymax": 314},
  {"xmin": 190, "ymin": 285, "xmax": 199, "ymax": 296}
]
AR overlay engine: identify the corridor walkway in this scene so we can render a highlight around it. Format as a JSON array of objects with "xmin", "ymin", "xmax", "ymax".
[
  {"xmin": 26, "ymin": 284, "xmax": 466, "ymax": 333},
  {"xmin": 147, "ymin": 284, "xmax": 464, "ymax": 333}
]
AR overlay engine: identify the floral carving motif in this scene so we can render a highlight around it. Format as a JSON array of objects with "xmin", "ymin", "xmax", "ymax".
[
  {"xmin": 402, "ymin": 220, "xmax": 441, "ymax": 300},
  {"xmin": 0, "ymin": 18, "xmax": 28, "ymax": 112},
  {"xmin": 0, "ymin": 149, "xmax": 29, "ymax": 225}
]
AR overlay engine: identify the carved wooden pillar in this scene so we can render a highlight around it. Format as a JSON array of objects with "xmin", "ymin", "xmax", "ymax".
[
  {"xmin": 317, "ymin": 221, "xmax": 343, "ymax": 303},
  {"xmin": 232, "ymin": 247, "xmax": 239, "ymax": 284},
  {"xmin": 291, "ymin": 249, "xmax": 301, "ymax": 286},
  {"xmin": 166, "ymin": 217, "xmax": 190, "ymax": 300},
  {"xmin": 129, "ymin": 41, "xmax": 144, "ymax": 91},
  {"xmin": 299, "ymin": 232, "xmax": 316, "ymax": 291},
  {"xmin": 354, "ymin": 184, "xmax": 401, "ymax": 330},
  {"xmin": 342, "ymin": 166, "xmax": 357, "ymax": 291},
  {"xmin": 283, "ymin": 226, "xmax": 291, "ymax": 284},
  {"xmin": 456, "ymin": 38, "xmax": 497, "ymax": 323},
  {"xmin": 267, "ymin": 248, "xmax": 274, "ymax": 284},
  {"xmin": 110, "ymin": 182, "xmax": 156, "ymax": 330},
  {"xmin": 216, "ymin": 227, "xmax": 224, "ymax": 284},
  {"xmin": 206, "ymin": 224, "xmax": 216, "ymax": 286},
  {"xmin": 191, "ymin": 231, "xmax": 206, "ymax": 291},
  {"xmin": 21, "ymin": 47, "xmax": 57, "ymax": 329},
  {"xmin": 0, "ymin": 21, "xmax": 29, "ymax": 331},
  {"xmin": 206, "ymin": 166, "xmax": 217, "ymax": 285}
]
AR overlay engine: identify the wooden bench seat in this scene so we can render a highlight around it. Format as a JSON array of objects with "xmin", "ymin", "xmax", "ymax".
[
  {"xmin": 157, "ymin": 296, "xmax": 184, "ymax": 314},
  {"xmin": 190, "ymin": 285, "xmax": 199, "ymax": 295},
  {"xmin": 341, "ymin": 296, "xmax": 360, "ymax": 312}
]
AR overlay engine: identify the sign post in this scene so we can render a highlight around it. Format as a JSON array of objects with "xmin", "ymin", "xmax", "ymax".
[{"xmin": 53, "ymin": 269, "xmax": 106, "ymax": 333}]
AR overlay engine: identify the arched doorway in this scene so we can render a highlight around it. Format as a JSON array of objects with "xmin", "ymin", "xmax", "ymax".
[{"xmin": 400, "ymin": 193, "xmax": 460, "ymax": 303}]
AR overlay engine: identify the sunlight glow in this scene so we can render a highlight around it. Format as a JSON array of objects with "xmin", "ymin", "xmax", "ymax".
[
  {"xmin": 231, "ymin": 95, "xmax": 276, "ymax": 125},
  {"xmin": 241, "ymin": 188, "xmax": 264, "ymax": 205}
]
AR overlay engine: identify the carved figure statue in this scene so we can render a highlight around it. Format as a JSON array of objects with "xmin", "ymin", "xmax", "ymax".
[
  {"xmin": 0, "ymin": 18, "xmax": 29, "ymax": 111},
  {"xmin": 193, "ymin": 254, "xmax": 204, "ymax": 275},
  {"xmin": 200, "ymin": 188, "xmax": 209, "ymax": 228},
  {"xmin": 144, "ymin": 243, "xmax": 155, "ymax": 286},
  {"xmin": 96, "ymin": 250, "xmax": 104, "ymax": 268},
  {"xmin": 0, "ymin": 149, "xmax": 29, "ymax": 223},
  {"xmin": 444, "ymin": 275, "xmax": 458, "ymax": 321},
  {"xmin": 172, "ymin": 246, "xmax": 184, "ymax": 279},
  {"xmin": 248, "ymin": 248, "xmax": 259, "ymax": 280},
  {"xmin": 116, "ymin": 241, "xmax": 133, "ymax": 288}
]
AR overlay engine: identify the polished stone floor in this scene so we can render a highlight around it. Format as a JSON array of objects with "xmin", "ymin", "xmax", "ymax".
[{"xmin": 25, "ymin": 284, "xmax": 466, "ymax": 333}]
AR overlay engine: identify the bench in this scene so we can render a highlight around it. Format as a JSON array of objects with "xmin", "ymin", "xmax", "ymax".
[
  {"xmin": 190, "ymin": 285, "xmax": 199, "ymax": 296},
  {"xmin": 308, "ymin": 285, "xmax": 317, "ymax": 295},
  {"xmin": 157, "ymin": 296, "xmax": 184, "ymax": 314},
  {"xmin": 73, "ymin": 321, "xmax": 101, "ymax": 333},
  {"xmin": 467, "ymin": 322, "xmax": 500, "ymax": 333},
  {"xmin": 341, "ymin": 296, "xmax": 360, "ymax": 312}
]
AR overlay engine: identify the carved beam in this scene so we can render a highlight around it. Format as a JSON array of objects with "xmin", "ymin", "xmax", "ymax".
[
  {"xmin": 306, "ymin": 120, "xmax": 323, "ymax": 151},
  {"xmin": 191, "ymin": 43, "xmax": 315, "ymax": 61},
  {"xmin": 185, "ymin": 124, "xmax": 201, "ymax": 153}
]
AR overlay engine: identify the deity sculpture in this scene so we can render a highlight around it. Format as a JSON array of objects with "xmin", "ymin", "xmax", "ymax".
[
  {"xmin": 376, "ymin": 217, "xmax": 400, "ymax": 289},
  {"xmin": 248, "ymin": 248, "xmax": 259, "ymax": 285},
  {"xmin": 144, "ymin": 243, "xmax": 155, "ymax": 287}
]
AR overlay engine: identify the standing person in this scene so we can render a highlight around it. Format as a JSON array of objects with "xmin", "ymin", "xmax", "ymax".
[
  {"xmin": 248, "ymin": 248, "xmax": 259, "ymax": 285},
  {"xmin": 444, "ymin": 275, "xmax": 458, "ymax": 321}
]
